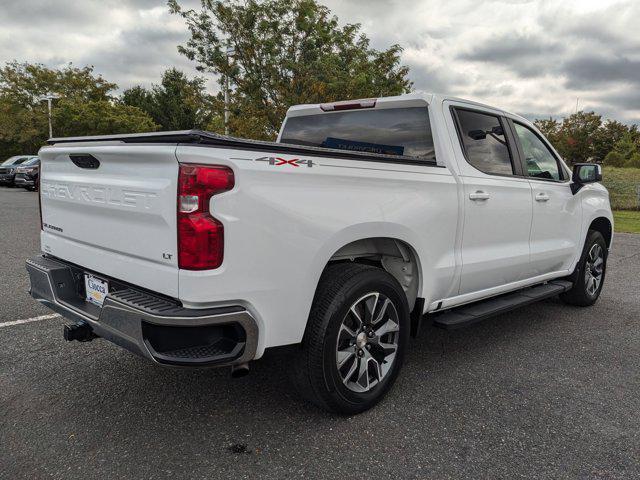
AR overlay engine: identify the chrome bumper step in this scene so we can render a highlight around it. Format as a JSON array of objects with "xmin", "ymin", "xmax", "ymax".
[{"xmin": 25, "ymin": 254, "xmax": 258, "ymax": 367}]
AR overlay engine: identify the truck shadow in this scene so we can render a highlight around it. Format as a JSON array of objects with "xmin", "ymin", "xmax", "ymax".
[
  {"xmin": 56, "ymin": 296, "xmax": 593, "ymax": 440},
  {"xmin": 9, "ymin": 290, "xmax": 624, "ymax": 477}
]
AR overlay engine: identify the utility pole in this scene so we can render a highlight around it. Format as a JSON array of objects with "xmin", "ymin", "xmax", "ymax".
[
  {"xmin": 38, "ymin": 94, "xmax": 60, "ymax": 138},
  {"xmin": 224, "ymin": 45, "xmax": 235, "ymax": 136}
]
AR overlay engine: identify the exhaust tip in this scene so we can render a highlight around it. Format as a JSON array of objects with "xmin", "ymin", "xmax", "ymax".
[{"xmin": 230, "ymin": 363, "xmax": 250, "ymax": 378}]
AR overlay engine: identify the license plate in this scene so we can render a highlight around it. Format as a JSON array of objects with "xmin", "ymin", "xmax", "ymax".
[{"xmin": 84, "ymin": 274, "xmax": 109, "ymax": 307}]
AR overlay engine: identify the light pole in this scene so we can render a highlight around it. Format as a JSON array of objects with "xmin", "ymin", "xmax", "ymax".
[
  {"xmin": 38, "ymin": 94, "xmax": 60, "ymax": 138},
  {"xmin": 224, "ymin": 45, "xmax": 235, "ymax": 136}
]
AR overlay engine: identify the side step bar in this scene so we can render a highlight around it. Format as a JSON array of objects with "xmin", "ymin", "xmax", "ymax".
[{"xmin": 431, "ymin": 280, "xmax": 573, "ymax": 330}]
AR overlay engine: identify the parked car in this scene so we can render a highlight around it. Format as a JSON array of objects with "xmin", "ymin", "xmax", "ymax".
[
  {"xmin": 0, "ymin": 155, "xmax": 37, "ymax": 187},
  {"xmin": 26, "ymin": 93, "xmax": 612, "ymax": 414},
  {"xmin": 14, "ymin": 157, "xmax": 40, "ymax": 191}
]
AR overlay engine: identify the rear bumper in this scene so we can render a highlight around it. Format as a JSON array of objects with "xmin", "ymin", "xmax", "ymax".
[{"xmin": 26, "ymin": 255, "xmax": 258, "ymax": 367}]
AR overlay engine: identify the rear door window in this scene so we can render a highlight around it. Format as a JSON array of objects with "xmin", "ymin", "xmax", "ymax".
[
  {"xmin": 280, "ymin": 107, "xmax": 435, "ymax": 160},
  {"xmin": 454, "ymin": 108, "xmax": 515, "ymax": 176}
]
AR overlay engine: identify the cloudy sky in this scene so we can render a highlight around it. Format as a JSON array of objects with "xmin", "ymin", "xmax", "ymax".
[{"xmin": 1, "ymin": 0, "xmax": 639, "ymax": 123}]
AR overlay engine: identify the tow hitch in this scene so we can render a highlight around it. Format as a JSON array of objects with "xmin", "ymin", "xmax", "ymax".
[{"xmin": 63, "ymin": 322, "xmax": 97, "ymax": 342}]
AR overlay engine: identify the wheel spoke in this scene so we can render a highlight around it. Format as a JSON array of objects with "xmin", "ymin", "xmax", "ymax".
[
  {"xmin": 339, "ymin": 323, "xmax": 356, "ymax": 339},
  {"xmin": 375, "ymin": 318, "xmax": 399, "ymax": 338},
  {"xmin": 363, "ymin": 293, "xmax": 379, "ymax": 325},
  {"xmin": 337, "ymin": 348, "xmax": 355, "ymax": 368},
  {"xmin": 349, "ymin": 306, "xmax": 363, "ymax": 329},
  {"xmin": 356, "ymin": 357, "xmax": 370, "ymax": 390},
  {"xmin": 342, "ymin": 356, "xmax": 358, "ymax": 385},
  {"xmin": 378, "ymin": 341, "xmax": 397, "ymax": 357},
  {"xmin": 371, "ymin": 357, "xmax": 383, "ymax": 381},
  {"xmin": 372, "ymin": 298, "xmax": 391, "ymax": 326}
]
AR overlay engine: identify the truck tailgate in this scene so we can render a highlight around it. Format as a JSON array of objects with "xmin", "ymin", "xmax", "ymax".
[{"xmin": 39, "ymin": 144, "xmax": 180, "ymax": 297}]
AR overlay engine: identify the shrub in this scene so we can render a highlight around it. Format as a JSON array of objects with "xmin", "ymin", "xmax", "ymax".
[
  {"xmin": 604, "ymin": 151, "xmax": 626, "ymax": 167},
  {"xmin": 625, "ymin": 153, "xmax": 640, "ymax": 169}
]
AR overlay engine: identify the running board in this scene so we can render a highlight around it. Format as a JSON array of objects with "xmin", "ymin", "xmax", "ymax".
[{"xmin": 431, "ymin": 280, "xmax": 573, "ymax": 330}]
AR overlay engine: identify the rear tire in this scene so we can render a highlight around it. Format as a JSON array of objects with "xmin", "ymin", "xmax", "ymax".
[
  {"xmin": 290, "ymin": 263, "xmax": 410, "ymax": 414},
  {"xmin": 560, "ymin": 230, "xmax": 607, "ymax": 306}
]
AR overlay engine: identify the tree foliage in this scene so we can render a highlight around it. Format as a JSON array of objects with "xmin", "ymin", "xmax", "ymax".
[
  {"xmin": 593, "ymin": 120, "xmax": 629, "ymax": 164},
  {"xmin": 169, "ymin": 0, "xmax": 412, "ymax": 139},
  {"xmin": 558, "ymin": 111, "xmax": 602, "ymax": 165},
  {"xmin": 535, "ymin": 112, "xmax": 639, "ymax": 166},
  {"xmin": 52, "ymin": 100, "xmax": 157, "ymax": 137},
  {"xmin": 605, "ymin": 131, "xmax": 640, "ymax": 168},
  {"xmin": 121, "ymin": 68, "xmax": 216, "ymax": 130},
  {"xmin": 0, "ymin": 61, "xmax": 116, "ymax": 107},
  {"xmin": 0, "ymin": 62, "xmax": 157, "ymax": 158}
]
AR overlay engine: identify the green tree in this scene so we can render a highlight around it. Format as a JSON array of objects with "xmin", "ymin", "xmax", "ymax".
[
  {"xmin": 169, "ymin": 0, "xmax": 412, "ymax": 139},
  {"xmin": 607, "ymin": 131, "xmax": 640, "ymax": 168},
  {"xmin": 122, "ymin": 68, "xmax": 214, "ymax": 130},
  {"xmin": 535, "ymin": 113, "xmax": 640, "ymax": 166},
  {"xmin": 0, "ymin": 61, "xmax": 157, "ymax": 158},
  {"xmin": 52, "ymin": 99, "xmax": 157, "ymax": 137},
  {"xmin": 121, "ymin": 85, "xmax": 155, "ymax": 116},
  {"xmin": 556, "ymin": 111, "xmax": 602, "ymax": 165},
  {"xmin": 593, "ymin": 119, "xmax": 629, "ymax": 163},
  {"xmin": 0, "ymin": 61, "xmax": 116, "ymax": 107},
  {"xmin": 534, "ymin": 117, "xmax": 561, "ymax": 147},
  {"xmin": 604, "ymin": 150, "xmax": 626, "ymax": 167}
]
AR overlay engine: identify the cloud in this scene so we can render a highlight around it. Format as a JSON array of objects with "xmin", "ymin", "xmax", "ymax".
[
  {"xmin": 0, "ymin": 0, "xmax": 639, "ymax": 123},
  {"xmin": 562, "ymin": 56, "xmax": 640, "ymax": 89},
  {"xmin": 458, "ymin": 33, "xmax": 566, "ymax": 78},
  {"xmin": 0, "ymin": 0, "xmax": 207, "ymax": 91}
]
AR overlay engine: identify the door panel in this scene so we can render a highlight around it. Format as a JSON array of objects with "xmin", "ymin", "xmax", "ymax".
[
  {"xmin": 445, "ymin": 102, "xmax": 533, "ymax": 296},
  {"xmin": 460, "ymin": 176, "xmax": 533, "ymax": 294},
  {"xmin": 509, "ymin": 120, "xmax": 582, "ymax": 275},
  {"xmin": 528, "ymin": 180, "xmax": 581, "ymax": 274}
]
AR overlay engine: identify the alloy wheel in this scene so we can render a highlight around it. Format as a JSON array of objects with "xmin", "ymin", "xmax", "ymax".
[
  {"xmin": 335, "ymin": 292, "xmax": 400, "ymax": 393},
  {"xmin": 585, "ymin": 243, "xmax": 604, "ymax": 296}
]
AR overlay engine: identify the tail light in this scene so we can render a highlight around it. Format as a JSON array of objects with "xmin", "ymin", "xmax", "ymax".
[
  {"xmin": 177, "ymin": 164, "xmax": 234, "ymax": 270},
  {"xmin": 320, "ymin": 98, "xmax": 377, "ymax": 111}
]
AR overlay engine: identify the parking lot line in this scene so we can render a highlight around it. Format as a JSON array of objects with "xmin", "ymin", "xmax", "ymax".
[{"xmin": 0, "ymin": 313, "xmax": 60, "ymax": 328}]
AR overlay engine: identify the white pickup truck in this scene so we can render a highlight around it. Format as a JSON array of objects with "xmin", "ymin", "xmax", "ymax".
[{"xmin": 26, "ymin": 93, "xmax": 612, "ymax": 414}]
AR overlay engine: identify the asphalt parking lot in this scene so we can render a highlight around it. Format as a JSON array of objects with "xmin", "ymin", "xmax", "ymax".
[{"xmin": 0, "ymin": 187, "xmax": 639, "ymax": 480}]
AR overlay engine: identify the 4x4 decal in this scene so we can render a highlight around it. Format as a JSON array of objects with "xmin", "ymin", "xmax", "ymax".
[{"xmin": 255, "ymin": 156, "xmax": 315, "ymax": 168}]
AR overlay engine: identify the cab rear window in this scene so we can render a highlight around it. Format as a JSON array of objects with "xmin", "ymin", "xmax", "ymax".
[{"xmin": 280, "ymin": 107, "xmax": 435, "ymax": 160}]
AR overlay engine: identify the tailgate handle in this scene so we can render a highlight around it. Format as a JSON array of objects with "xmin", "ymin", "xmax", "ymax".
[{"xmin": 69, "ymin": 154, "xmax": 100, "ymax": 169}]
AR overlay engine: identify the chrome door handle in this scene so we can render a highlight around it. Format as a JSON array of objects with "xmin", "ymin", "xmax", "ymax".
[
  {"xmin": 469, "ymin": 191, "xmax": 490, "ymax": 201},
  {"xmin": 535, "ymin": 193, "xmax": 550, "ymax": 202}
]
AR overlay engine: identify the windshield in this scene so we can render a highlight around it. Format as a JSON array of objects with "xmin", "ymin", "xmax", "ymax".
[
  {"xmin": 280, "ymin": 107, "xmax": 435, "ymax": 160},
  {"xmin": 21, "ymin": 157, "xmax": 39, "ymax": 166},
  {"xmin": 1, "ymin": 156, "xmax": 30, "ymax": 166}
]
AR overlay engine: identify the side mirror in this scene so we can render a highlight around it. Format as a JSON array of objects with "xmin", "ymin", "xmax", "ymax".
[
  {"xmin": 491, "ymin": 125, "xmax": 504, "ymax": 136},
  {"xmin": 468, "ymin": 129, "xmax": 486, "ymax": 140},
  {"xmin": 468, "ymin": 126, "xmax": 504, "ymax": 141},
  {"xmin": 571, "ymin": 163, "xmax": 602, "ymax": 194}
]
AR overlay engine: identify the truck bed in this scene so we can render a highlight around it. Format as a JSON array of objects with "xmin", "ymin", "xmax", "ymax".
[{"xmin": 48, "ymin": 130, "xmax": 439, "ymax": 167}]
